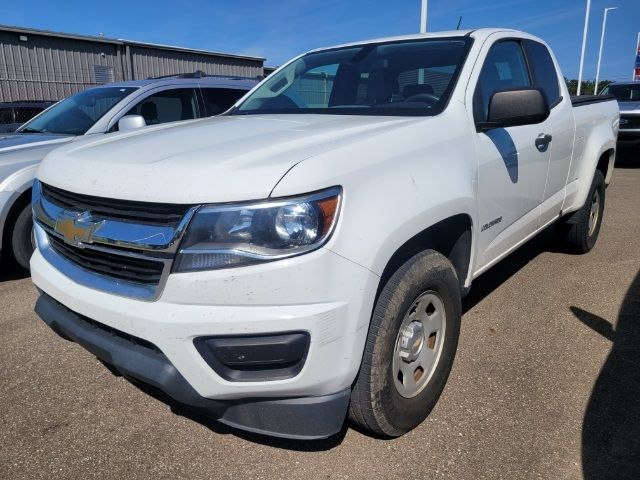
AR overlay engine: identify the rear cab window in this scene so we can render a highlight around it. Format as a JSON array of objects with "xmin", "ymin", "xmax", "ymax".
[
  {"xmin": 522, "ymin": 40, "xmax": 562, "ymax": 107},
  {"xmin": 602, "ymin": 84, "xmax": 640, "ymax": 101}
]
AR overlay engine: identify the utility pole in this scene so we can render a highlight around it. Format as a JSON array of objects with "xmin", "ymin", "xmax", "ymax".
[
  {"xmin": 577, "ymin": 0, "xmax": 591, "ymax": 96},
  {"xmin": 420, "ymin": 0, "xmax": 428, "ymax": 33},
  {"xmin": 595, "ymin": 7, "xmax": 617, "ymax": 95}
]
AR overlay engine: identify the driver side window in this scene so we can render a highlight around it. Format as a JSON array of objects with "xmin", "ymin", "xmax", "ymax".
[{"xmin": 474, "ymin": 41, "xmax": 532, "ymax": 123}]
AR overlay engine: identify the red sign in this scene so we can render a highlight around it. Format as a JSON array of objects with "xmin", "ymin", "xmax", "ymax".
[{"xmin": 635, "ymin": 42, "xmax": 640, "ymax": 81}]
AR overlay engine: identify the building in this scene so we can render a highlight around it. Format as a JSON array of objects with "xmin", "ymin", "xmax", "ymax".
[
  {"xmin": 0, "ymin": 25, "xmax": 265, "ymax": 102},
  {"xmin": 263, "ymin": 66, "xmax": 278, "ymax": 77}
]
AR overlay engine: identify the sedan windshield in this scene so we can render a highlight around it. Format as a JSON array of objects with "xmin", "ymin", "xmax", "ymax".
[
  {"xmin": 20, "ymin": 86, "xmax": 137, "ymax": 135},
  {"xmin": 233, "ymin": 38, "xmax": 471, "ymax": 117},
  {"xmin": 600, "ymin": 83, "xmax": 640, "ymax": 101}
]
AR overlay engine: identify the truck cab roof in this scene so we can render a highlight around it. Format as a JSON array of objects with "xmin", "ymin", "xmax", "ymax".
[{"xmin": 305, "ymin": 28, "xmax": 525, "ymax": 54}]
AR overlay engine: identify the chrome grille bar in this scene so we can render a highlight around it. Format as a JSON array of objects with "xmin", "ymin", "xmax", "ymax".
[{"xmin": 32, "ymin": 180, "xmax": 197, "ymax": 301}]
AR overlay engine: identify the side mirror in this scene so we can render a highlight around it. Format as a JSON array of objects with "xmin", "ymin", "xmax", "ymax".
[
  {"xmin": 478, "ymin": 88, "xmax": 549, "ymax": 131},
  {"xmin": 118, "ymin": 115, "xmax": 146, "ymax": 132}
]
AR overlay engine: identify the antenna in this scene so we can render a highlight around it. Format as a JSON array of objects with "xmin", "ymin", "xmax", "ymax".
[{"xmin": 456, "ymin": 16, "xmax": 463, "ymax": 30}]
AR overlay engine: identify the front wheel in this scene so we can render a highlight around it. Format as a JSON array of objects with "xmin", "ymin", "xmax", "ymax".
[
  {"xmin": 349, "ymin": 250, "xmax": 461, "ymax": 437},
  {"xmin": 9, "ymin": 204, "xmax": 35, "ymax": 270}
]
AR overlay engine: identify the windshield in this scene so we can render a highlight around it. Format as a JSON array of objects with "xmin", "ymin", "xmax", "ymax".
[
  {"xmin": 600, "ymin": 84, "xmax": 640, "ymax": 101},
  {"xmin": 233, "ymin": 38, "xmax": 471, "ymax": 117},
  {"xmin": 20, "ymin": 86, "xmax": 138, "ymax": 135}
]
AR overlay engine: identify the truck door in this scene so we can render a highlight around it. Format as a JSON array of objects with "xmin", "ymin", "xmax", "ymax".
[
  {"xmin": 521, "ymin": 39, "xmax": 574, "ymax": 228},
  {"xmin": 472, "ymin": 39, "xmax": 552, "ymax": 270}
]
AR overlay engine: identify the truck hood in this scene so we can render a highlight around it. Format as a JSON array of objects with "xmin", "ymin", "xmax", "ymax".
[{"xmin": 38, "ymin": 114, "xmax": 415, "ymax": 204}]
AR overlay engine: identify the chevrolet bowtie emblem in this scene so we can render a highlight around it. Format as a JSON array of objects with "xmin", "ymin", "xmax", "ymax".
[{"xmin": 54, "ymin": 211, "xmax": 104, "ymax": 247}]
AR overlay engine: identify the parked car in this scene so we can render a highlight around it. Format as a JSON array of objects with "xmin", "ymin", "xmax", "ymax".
[
  {"xmin": 0, "ymin": 101, "xmax": 55, "ymax": 133},
  {"xmin": 0, "ymin": 74, "xmax": 257, "ymax": 269},
  {"xmin": 32, "ymin": 29, "xmax": 618, "ymax": 440},
  {"xmin": 599, "ymin": 82, "xmax": 640, "ymax": 148}
]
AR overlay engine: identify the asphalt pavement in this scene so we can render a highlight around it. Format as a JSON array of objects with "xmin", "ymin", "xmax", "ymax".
[{"xmin": 1, "ymin": 155, "xmax": 638, "ymax": 480}]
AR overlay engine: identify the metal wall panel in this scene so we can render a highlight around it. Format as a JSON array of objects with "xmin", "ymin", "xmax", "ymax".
[
  {"xmin": 0, "ymin": 30, "xmax": 121, "ymax": 102},
  {"xmin": 128, "ymin": 46, "xmax": 263, "ymax": 80},
  {"xmin": 0, "ymin": 29, "xmax": 264, "ymax": 102}
]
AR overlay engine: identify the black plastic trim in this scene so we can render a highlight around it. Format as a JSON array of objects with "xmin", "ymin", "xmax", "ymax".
[
  {"xmin": 476, "ymin": 87, "xmax": 549, "ymax": 131},
  {"xmin": 194, "ymin": 332, "xmax": 310, "ymax": 382},
  {"xmin": 571, "ymin": 95, "xmax": 616, "ymax": 107},
  {"xmin": 41, "ymin": 182, "xmax": 191, "ymax": 226},
  {"xmin": 549, "ymin": 95, "xmax": 563, "ymax": 109},
  {"xmin": 34, "ymin": 293, "xmax": 349, "ymax": 439}
]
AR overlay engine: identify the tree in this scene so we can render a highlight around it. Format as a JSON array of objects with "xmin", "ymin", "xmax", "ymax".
[{"xmin": 564, "ymin": 77, "xmax": 613, "ymax": 96}]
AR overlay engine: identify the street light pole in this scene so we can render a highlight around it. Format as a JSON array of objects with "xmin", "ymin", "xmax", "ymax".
[
  {"xmin": 420, "ymin": 0, "xmax": 428, "ymax": 33},
  {"xmin": 595, "ymin": 7, "xmax": 617, "ymax": 95},
  {"xmin": 577, "ymin": 0, "xmax": 591, "ymax": 96}
]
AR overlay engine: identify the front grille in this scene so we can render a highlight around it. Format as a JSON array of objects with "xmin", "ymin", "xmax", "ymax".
[
  {"xmin": 620, "ymin": 115, "xmax": 640, "ymax": 129},
  {"xmin": 49, "ymin": 235, "xmax": 164, "ymax": 285},
  {"xmin": 41, "ymin": 183, "xmax": 191, "ymax": 226}
]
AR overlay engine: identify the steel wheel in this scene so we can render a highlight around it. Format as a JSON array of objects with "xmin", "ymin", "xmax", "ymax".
[
  {"xmin": 349, "ymin": 249, "xmax": 462, "ymax": 437},
  {"xmin": 392, "ymin": 291, "xmax": 446, "ymax": 398},
  {"xmin": 588, "ymin": 188, "xmax": 601, "ymax": 237}
]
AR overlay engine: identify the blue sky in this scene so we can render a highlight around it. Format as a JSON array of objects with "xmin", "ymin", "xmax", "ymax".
[{"xmin": 4, "ymin": 0, "xmax": 639, "ymax": 81}]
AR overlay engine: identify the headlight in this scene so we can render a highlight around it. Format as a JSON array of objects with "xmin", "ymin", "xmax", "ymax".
[{"xmin": 173, "ymin": 186, "xmax": 342, "ymax": 272}]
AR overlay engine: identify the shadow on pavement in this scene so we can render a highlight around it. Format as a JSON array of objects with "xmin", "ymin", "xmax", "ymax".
[
  {"xmin": 463, "ymin": 161, "xmax": 638, "ymax": 314},
  {"xmin": 462, "ymin": 226, "xmax": 556, "ymax": 313},
  {"xmin": 0, "ymin": 260, "xmax": 29, "ymax": 282},
  {"xmin": 572, "ymin": 270, "xmax": 640, "ymax": 479},
  {"xmin": 615, "ymin": 148, "xmax": 639, "ymax": 168}
]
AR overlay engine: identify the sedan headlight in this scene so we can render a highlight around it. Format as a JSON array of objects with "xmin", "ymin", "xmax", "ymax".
[{"xmin": 173, "ymin": 187, "xmax": 342, "ymax": 272}]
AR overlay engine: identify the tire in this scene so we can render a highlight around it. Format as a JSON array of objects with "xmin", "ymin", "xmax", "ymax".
[
  {"xmin": 556, "ymin": 170, "xmax": 605, "ymax": 254},
  {"xmin": 349, "ymin": 249, "xmax": 462, "ymax": 437},
  {"xmin": 9, "ymin": 203, "xmax": 35, "ymax": 270}
]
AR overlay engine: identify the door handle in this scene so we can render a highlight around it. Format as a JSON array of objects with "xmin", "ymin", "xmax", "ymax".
[{"xmin": 535, "ymin": 133, "xmax": 552, "ymax": 151}]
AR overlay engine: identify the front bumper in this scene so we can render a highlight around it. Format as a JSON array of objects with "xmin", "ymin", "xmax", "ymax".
[
  {"xmin": 31, "ymin": 245, "xmax": 379, "ymax": 438},
  {"xmin": 35, "ymin": 293, "xmax": 350, "ymax": 439}
]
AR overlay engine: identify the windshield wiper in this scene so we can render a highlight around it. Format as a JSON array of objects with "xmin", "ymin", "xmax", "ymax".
[{"xmin": 19, "ymin": 127, "xmax": 45, "ymax": 134}]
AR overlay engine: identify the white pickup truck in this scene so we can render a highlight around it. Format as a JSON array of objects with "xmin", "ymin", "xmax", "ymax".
[{"xmin": 31, "ymin": 29, "xmax": 618, "ymax": 440}]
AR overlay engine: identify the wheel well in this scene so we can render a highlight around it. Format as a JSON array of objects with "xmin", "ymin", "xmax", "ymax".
[
  {"xmin": 377, "ymin": 214, "xmax": 473, "ymax": 298},
  {"xmin": 597, "ymin": 149, "xmax": 614, "ymax": 185},
  {"xmin": 2, "ymin": 188, "xmax": 32, "ymax": 246}
]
